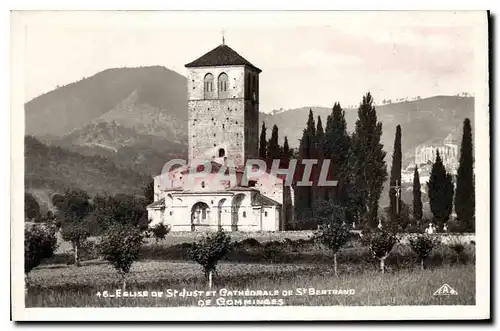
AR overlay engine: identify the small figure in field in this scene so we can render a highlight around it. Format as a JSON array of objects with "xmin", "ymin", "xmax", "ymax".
[
  {"xmin": 378, "ymin": 219, "xmax": 383, "ymax": 230},
  {"xmin": 443, "ymin": 224, "xmax": 448, "ymax": 232}
]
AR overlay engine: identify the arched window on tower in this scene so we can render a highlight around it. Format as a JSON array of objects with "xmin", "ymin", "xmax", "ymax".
[
  {"xmin": 218, "ymin": 73, "xmax": 228, "ymax": 99},
  {"xmin": 218, "ymin": 148, "xmax": 226, "ymax": 158},
  {"xmin": 204, "ymin": 73, "xmax": 214, "ymax": 99}
]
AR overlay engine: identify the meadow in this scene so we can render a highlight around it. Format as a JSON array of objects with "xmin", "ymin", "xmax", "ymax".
[
  {"xmin": 27, "ymin": 261, "xmax": 475, "ymax": 307},
  {"xmin": 27, "ymin": 232, "xmax": 476, "ymax": 307}
]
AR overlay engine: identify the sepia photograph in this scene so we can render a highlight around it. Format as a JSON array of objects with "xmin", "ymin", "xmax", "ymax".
[{"xmin": 10, "ymin": 10, "xmax": 490, "ymax": 321}]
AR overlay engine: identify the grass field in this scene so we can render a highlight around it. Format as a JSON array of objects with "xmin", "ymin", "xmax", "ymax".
[{"xmin": 26, "ymin": 260, "xmax": 475, "ymax": 307}]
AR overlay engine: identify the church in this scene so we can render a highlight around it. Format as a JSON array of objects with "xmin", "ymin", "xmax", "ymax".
[{"xmin": 146, "ymin": 41, "xmax": 293, "ymax": 232}]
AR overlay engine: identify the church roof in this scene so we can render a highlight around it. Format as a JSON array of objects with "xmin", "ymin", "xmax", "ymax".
[
  {"xmin": 185, "ymin": 44, "xmax": 262, "ymax": 73},
  {"xmin": 146, "ymin": 198, "xmax": 165, "ymax": 210},
  {"xmin": 252, "ymin": 194, "xmax": 281, "ymax": 207}
]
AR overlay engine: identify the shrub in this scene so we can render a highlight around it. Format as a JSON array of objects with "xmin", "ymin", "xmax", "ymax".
[
  {"xmin": 239, "ymin": 238, "xmax": 262, "ymax": 249},
  {"xmin": 25, "ymin": 224, "xmax": 58, "ymax": 276},
  {"xmin": 262, "ymin": 240, "xmax": 284, "ymax": 263},
  {"xmin": 151, "ymin": 223, "xmax": 170, "ymax": 242},
  {"xmin": 314, "ymin": 223, "xmax": 350, "ymax": 276},
  {"xmin": 447, "ymin": 218, "xmax": 468, "ymax": 233},
  {"xmin": 409, "ymin": 235, "xmax": 436, "ymax": 270},
  {"xmin": 448, "ymin": 238, "xmax": 466, "ymax": 264},
  {"xmin": 189, "ymin": 229, "xmax": 231, "ymax": 289},
  {"xmin": 98, "ymin": 224, "xmax": 145, "ymax": 290},
  {"xmin": 365, "ymin": 230, "xmax": 398, "ymax": 273}
]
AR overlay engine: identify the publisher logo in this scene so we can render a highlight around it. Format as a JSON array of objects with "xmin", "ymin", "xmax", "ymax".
[{"xmin": 433, "ymin": 284, "xmax": 458, "ymax": 296}]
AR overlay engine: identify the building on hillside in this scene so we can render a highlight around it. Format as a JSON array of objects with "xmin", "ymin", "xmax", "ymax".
[
  {"xmin": 146, "ymin": 41, "xmax": 293, "ymax": 232},
  {"xmin": 414, "ymin": 129, "xmax": 460, "ymax": 175}
]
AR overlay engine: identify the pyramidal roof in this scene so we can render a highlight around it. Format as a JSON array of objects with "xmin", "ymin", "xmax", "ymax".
[{"xmin": 185, "ymin": 44, "xmax": 261, "ymax": 73}]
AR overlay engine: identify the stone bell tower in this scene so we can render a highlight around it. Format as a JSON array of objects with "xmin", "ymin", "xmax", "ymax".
[{"xmin": 185, "ymin": 42, "xmax": 261, "ymax": 167}]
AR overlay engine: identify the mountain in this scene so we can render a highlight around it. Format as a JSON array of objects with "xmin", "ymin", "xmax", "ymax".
[
  {"xmin": 52, "ymin": 121, "xmax": 186, "ymax": 175},
  {"xmin": 25, "ymin": 136, "xmax": 149, "ymax": 197},
  {"xmin": 26, "ymin": 66, "xmax": 189, "ymax": 175},
  {"xmin": 26, "ymin": 66, "xmax": 188, "ymax": 141},
  {"xmin": 261, "ymin": 95, "xmax": 474, "ymax": 166}
]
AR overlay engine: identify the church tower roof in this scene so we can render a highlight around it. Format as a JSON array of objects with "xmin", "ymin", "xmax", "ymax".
[{"xmin": 185, "ymin": 44, "xmax": 262, "ymax": 73}]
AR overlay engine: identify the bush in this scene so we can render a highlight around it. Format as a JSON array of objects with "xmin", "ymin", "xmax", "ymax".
[
  {"xmin": 365, "ymin": 230, "xmax": 398, "ymax": 273},
  {"xmin": 151, "ymin": 223, "xmax": 170, "ymax": 242},
  {"xmin": 238, "ymin": 238, "xmax": 262, "ymax": 249},
  {"xmin": 447, "ymin": 218, "xmax": 468, "ymax": 233},
  {"xmin": 262, "ymin": 240, "xmax": 284, "ymax": 263},
  {"xmin": 314, "ymin": 222, "xmax": 350, "ymax": 276},
  {"xmin": 189, "ymin": 229, "xmax": 231, "ymax": 288},
  {"xmin": 98, "ymin": 224, "xmax": 145, "ymax": 290},
  {"xmin": 25, "ymin": 224, "xmax": 58, "ymax": 275},
  {"xmin": 448, "ymin": 238, "xmax": 467, "ymax": 264},
  {"xmin": 409, "ymin": 235, "xmax": 436, "ymax": 269}
]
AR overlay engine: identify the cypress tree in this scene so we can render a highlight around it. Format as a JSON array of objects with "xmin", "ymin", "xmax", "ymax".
[
  {"xmin": 283, "ymin": 136, "xmax": 292, "ymax": 160},
  {"xmin": 294, "ymin": 128, "xmax": 313, "ymax": 224},
  {"xmin": 413, "ymin": 165, "xmax": 423, "ymax": 222},
  {"xmin": 259, "ymin": 121, "xmax": 267, "ymax": 160},
  {"xmin": 455, "ymin": 118, "xmax": 475, "ymax": 232},
  {"xmin": 324, "ymin": 102, "xmax": 351, "ymax": 203},
  {"xmin": 315, "ymin": 116, "xmax": 325, "ymax": 201},
  {"xmin": 282, "ymin": 136, "xmax": 293, "ymax": 229},
  {"xmin": 267, "ymin": 125, "xmax": 281, "ymax": 168},
  {"xmin": 388, "ymin": 125, "xmax": 402, "ymax": 231},
  {"xmin": 350, "ymin": 93, "xmax": 388, "ymax": 230},
  {"xmin": 293, "ymin": 110, "xmax": 317, "ymax": 228},
  {"xmin": 427, "ymin": 151, "xmax": 454, "ymax": 232},
  {"xmin": 306, "ymin": 109, "xmax": 316, "ymax": 142}
]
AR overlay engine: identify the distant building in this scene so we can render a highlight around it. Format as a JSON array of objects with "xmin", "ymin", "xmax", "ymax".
[{"xmin": 414, "ymin": 130, "xmax": 460, "ymax": 175}]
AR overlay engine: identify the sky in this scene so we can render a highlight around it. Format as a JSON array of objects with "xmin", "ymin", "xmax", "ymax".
[{"xmin": 19, "ymin": 11, "xmax": 486, "ymax": 112}]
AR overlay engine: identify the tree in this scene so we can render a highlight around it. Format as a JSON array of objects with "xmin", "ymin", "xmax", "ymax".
[
  {"xmin": 266, "ymin": 124, "xmax": 281, "ymax": 168},
  {"xmin": 350, "ymin": 93, "xmax": 388, "ymax": 229},
  {"xmin": 189, "ymin": 229, "xmax": 231, "ymax": 289},
  {"xmin": 55, "ymin": 189, "xmax": 92, "ymax": 266},
  {"xmin": 151, "ymin": 223, "xmax": 170, "ymax": 242},
  {"xmin": 388, "ymin": 125, "xmax": 402, "ymax": 231},
  {"xmin": 143, "ymin": 180, "xmax": 155, "ymax": 205},
  {"xmin": 25, "ymin": 224, "xmax": 58, "ymax": 277},
  {"xmin": 25, "ymin": 192, "xmax": 41, "ymax": 222},
  {"xmin": 259, "ymin": 121, "xmax": 267, "ymax": 160},
  {"xmin": 324, "ymin": 103, "xmax": 352, "ymax": 213},
  {"xmin": 294, "ymin": 129, "xmax": 312, "ymax": 224},
  {"xmin": 99, "ymin": 224, "xmax": 145, "ymax": 290},
  {"xmin": 413, "ymin": 165, "xmax": 423, "ymax": 222},
  {"xmin": 409, "ymin": 235, "xmax": 436, "ymax": 270},
  {"xmin": 315, "ymin": 116, "xmax": 326, "ymax": 201},
  {"xmin": 427, "ymin": 151, "xmax": 454, "ymax": 232},
  {"xmin": 282, "ymin": 136, "xmax": 294, "ymax": 229},
  {"xmin": 366, "ymin": 230, "xmax": 398, "ymax": 273},
  {"xmin": 283, "ymin": 136, "xmax": 292, "ymax": 160},
  {"xmin": 313, "ymin": 201, "xmax": 349, "ymax": 276},
  {"xmin": 293, "ymin": 109, "xmax": 320, "ymax": 227},
  {"xmin": 306, "ymin": 109, "xmax": 317, "ymax": 158},
  {"xmin": 455, "ymin": 118, "xmax": 475, "ymax": 232},
  {"xmin": 89, "ymin": 194, "xmax": 150, "ymax": 235}
]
